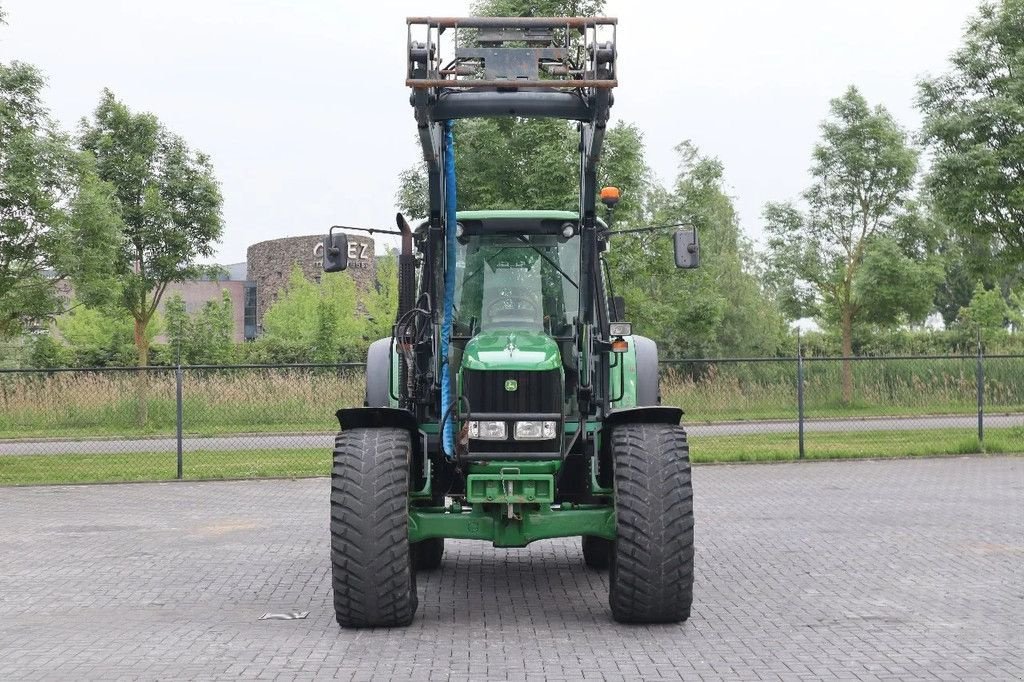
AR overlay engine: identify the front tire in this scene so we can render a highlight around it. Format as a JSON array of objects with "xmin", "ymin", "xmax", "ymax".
[
  {"xmin": 330, "ymin": 427, "xmax": 417, "ymax": 628},
  {"xmin": 609, "ymin": 423, "xmax": 694, "ymax": 623}
]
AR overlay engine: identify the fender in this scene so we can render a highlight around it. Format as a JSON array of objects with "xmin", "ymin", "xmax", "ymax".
[
  {"xmin": 603, "ymin": 406, "xmax": 684, "ymax": 430},
  {"xmin": 336, "ymin": 407, "xmax": 418, "ymax": 434}
]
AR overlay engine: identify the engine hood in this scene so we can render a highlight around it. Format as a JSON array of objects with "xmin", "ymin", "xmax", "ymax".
[{"xmin": 460, "ymin": 331, "xmax": 562, "ymax": 372}]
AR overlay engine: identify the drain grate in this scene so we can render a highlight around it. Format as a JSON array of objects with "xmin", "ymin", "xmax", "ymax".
[{"xmin": 259, "ymin": 611, "xmax": 309, "ymax": 620}]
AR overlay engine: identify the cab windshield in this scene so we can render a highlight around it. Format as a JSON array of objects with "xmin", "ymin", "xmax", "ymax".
[{"xmin": 453, "ymin": 233, "xmax": 580, "ymax": 337}]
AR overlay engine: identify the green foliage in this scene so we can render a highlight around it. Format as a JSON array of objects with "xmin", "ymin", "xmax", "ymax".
[
  {"xmin": 610, "ymin": 142, "xmax": 788, "ymax": 358},
  {"xmin": 27, "ymin": 333, "xmax": 71, "ymax": 368},
  {"xmin": 397, "ymin": 118, "xmax": 578, "ymax": 219},
  {"xmin": 190, "ymin": 290, "xmax": 235, "ymax": 364},
  {"xmin": 957, "ymin": 282, "xmax": 1024, "ymax": 344},
  {"xmin": 163, "ymin": 294, "xmax": 188, "ymax": 361},
  {"xmin": 258, "ymin": 265, "xmax": 364, "ymax": 362},
  {"xmin": 854, "ymin": 237, "xmax": 942, "ymax": 326},
  {"xmin": 764, "ymin": 88, "xmax": 921, "ymax": 336},
  {"xmin": 798, "ymin": 325, "xmax": 1024, "ymax": 357},
  {"xmin": 52, "ymin": 303, "xmax": 154, "ymax": 367},
  {"xmin": 364, "ymin": 254, "xmax": 399, "ymax": 341},
  {"xmin": 0, "ymin": 60, "xmax": 120, "ymax": 337},
  {"xmin": 471, "ymin": 0, "xmax": 604, "ymax": 17},
  {"xmin": 78, "ymin": 89, "xmax": 223, "ymax": 365},
  {"xmin": 163, "ymin": 290, "xmax": 235, "ymax": 365},
  {"xmin": 919, "ymin": 0, "xmax": 1024, "ymax": 265}
]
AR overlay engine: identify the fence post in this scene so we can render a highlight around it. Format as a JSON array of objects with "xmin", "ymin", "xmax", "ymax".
[
  {"xmin": 176, "ymin": 363, "xmax": 184, "ymax": 479},
  {"xmin": 976, "ymin": 332, "xmax": 984, "ymax": 451},
  {"xmin": 797, "ymin": 331, "xmax": 805, "ymax": 460}
]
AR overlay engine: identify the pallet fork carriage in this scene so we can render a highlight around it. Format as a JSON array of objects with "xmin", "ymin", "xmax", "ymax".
[{"xmin": 326, "ymin": 16, "xmax": 697, "ymax": 628}]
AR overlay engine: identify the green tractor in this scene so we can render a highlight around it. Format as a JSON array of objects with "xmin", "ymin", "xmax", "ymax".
[{"xmin": 323, "ymin": 16, "xmax": 700, "ymax": 627}]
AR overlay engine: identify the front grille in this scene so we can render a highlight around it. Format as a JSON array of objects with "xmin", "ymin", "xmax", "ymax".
[
  {"xmin": 461, "ymin": 368, "xmax": 562, "ymax": 455},
  {"xmin": 462, "ymin": 369, "xmax": 561, "ymax": 415}
]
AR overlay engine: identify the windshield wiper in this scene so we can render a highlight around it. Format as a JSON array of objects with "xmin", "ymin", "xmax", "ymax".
[{"xmin": 515, "ymin": 236, "xmax": 578, "ymax": 289}]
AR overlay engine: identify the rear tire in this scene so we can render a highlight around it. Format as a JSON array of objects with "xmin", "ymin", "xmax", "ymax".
[
  {"xmin": 330, "ymin": 427, "xmax": 417, "ymax": 628},
  {"xmin": 609, "ymin": 423, "xmax": 694, "ymax": 623},
  {"xmin": 413, "ymin": 537, "xmax": 445, "ymax": 570},
  {"xmin": 582, "ymin": 535, "xmax": 611, "ymax": 570}
]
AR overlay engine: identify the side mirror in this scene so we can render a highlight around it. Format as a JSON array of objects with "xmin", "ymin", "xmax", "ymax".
[
  {"xmin": 674, "ymin": 228, "xmax": 699, "ymax": 269},
  {"xmin": 322, "ymin": 228, "xmax": 349, "ymax": 272}
]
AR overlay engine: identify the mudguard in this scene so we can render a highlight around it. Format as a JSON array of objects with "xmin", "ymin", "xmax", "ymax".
[
  {"xmin": 632, "ymin": 334, "xmax": 660, "ymax": 406},
  {"xmin": 364, "ymin": 337, "xmax": 393, "ymax": 408},
  {"xmin": 336, "ymin": 407, "xmax": 418, "ymax": 434},
  {"xmin": 603, "ymin": 406, "xmax": 684, "ymax": 430}
]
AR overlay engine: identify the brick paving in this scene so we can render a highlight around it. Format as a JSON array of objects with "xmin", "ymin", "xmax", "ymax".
[{"xmin": 0, "ymin": 456, "xmax": 1021, "ymax": 680}]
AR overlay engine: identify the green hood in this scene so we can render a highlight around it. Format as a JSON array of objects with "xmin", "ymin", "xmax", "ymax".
[{"xmin": 460, "ymin": 331, "xmax": 562, "ymax": 371}]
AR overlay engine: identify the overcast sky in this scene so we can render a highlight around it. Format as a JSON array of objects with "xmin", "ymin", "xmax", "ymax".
[{"xmin": 2, "ymin": 0, "xmax": 977, "ymax": 264}]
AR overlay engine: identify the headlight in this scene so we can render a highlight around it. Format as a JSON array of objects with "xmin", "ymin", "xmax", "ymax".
[
  {"xmin": 609, "ymin": 322, "xmax": 632, "ymax": 337},
  {"xmin": 468, "ymin": 421, "xmax": 506, "ymax": 440},
  {"xmin": 514, "ymin": 420, "xmax": 557, "ymax": 440}
]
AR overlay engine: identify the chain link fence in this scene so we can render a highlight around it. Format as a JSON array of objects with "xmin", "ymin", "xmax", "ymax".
[
  {"xmin": 1, "ymin": 355, "xmax": 1022, "ymax": 484},
  {"xmin": 662, "ymin": 352, "xmax": 1024, "ymax": 462}
]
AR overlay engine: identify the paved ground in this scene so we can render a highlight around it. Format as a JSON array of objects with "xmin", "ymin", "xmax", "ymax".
[
  {"xmin": 2, "ymin": 413, "xmax": 1021, "ymax": 455},
  {"xmin": 0, "ymin": 457, "xmax": 1021, "ymax": 681}
]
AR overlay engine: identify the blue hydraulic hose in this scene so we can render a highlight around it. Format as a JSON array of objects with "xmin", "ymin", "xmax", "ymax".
[{"xmin": 440, "ymin": 121, "xmax": 457, "ymax": 458}]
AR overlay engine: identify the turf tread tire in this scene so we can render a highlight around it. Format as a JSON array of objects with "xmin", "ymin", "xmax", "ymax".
[
  {"xmin": 609, "ymin": 423, "xmax": 694, "ymax": 623},
  {"xmin": 330, "ymin": 427, "xmax": 417, "ymax": 628}
]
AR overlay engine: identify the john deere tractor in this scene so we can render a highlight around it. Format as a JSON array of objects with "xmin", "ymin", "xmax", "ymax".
[{"xmin": 322, "ymin": 16, "xmax": 700, "ymax": 627}]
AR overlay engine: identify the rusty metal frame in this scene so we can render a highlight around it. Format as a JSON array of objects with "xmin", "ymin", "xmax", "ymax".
[
  {"xmin": 406, "ymin": 15, "xmax": 616, "ymax": 93},
  {"xmin": 407, "ymin": 16, "xmax": 616, "ymax": 29},
  {"xmin": 407, "ymin": 79, "xmax": 617, "ymax": 89}
]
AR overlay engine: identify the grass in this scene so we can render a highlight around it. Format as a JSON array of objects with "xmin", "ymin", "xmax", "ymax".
[
  {"xmin": 2, "ymin": 427, "xmax": 1020, "ymax": 486},
  {"xmin": 689, "ymin": 426, "xmax": 1023, "ymax": 462},
  {"xmin": 0, "ymin": 448, "xmax": 328, "ymax": 486}
]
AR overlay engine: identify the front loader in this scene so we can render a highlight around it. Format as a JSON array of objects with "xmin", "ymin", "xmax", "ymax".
[{"xmin": 323, "ymin": 16, "xmax": 701, "ymax": 627}]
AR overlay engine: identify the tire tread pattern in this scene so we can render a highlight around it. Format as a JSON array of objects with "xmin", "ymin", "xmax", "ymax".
[
  {"xmin": 330, "ymin": 427, "xmax": 417, "ymax": 627},
  {"xmin": 609, "ymin": 423, "xmax": 694, "ymax": 623}
]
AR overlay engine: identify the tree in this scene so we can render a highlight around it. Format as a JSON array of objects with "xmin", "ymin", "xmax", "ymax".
[
  {"xmin": 364, "ymin": 254, "xmax": 399, "ymax": 341},
  {"xmin": 78, "ymin": 89, "xmax": 223, "ymax": 367},
  {"xmin": 163, "ymin": 293, "xmax": 189, "ymax": 362},
  {"xmin": 763, "ymin": 87, "xmax": 920, "ymax": 402},
  {"xmin": 610, "ymin": 142, "xmax": 787, "ymax": 358},
  {"xmin": 190, "ymin": 290, "xmax": 235, "ymax": 364},
  {"xmin": 919, "ymin": 0, "xmax": 1024, "ymax": 266},
  {"xmin": 0, "ymin": 56, "xmax": 120, "ymax": 337},
  {"xmin": 161, "ymin": 290, "xmax": 235, "ymax": 364},
  {"xmin": 958, "ymin": 281, "xmax": 1024, "ymax": 338}
]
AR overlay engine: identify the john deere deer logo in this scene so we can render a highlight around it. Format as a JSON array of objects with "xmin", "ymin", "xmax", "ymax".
[{"xmin": 504, "ymin": 379, "xmax": 518, "ymax": 392}]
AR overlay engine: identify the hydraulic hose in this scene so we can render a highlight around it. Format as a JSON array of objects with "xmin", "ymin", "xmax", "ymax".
[{"xmin": 440, "ymin": 121, "xmax": 457, "ymax": 458}]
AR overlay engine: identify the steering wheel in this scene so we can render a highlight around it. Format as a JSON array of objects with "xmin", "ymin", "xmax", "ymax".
[{"xmin": 486, "ymin": 296, "xmax": 540, "ymax": 321}]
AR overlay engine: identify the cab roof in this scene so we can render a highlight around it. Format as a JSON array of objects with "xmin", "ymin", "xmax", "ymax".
[{"xmin": 456, "ymin": 210, "xmax": 580, "ymax": 221}]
